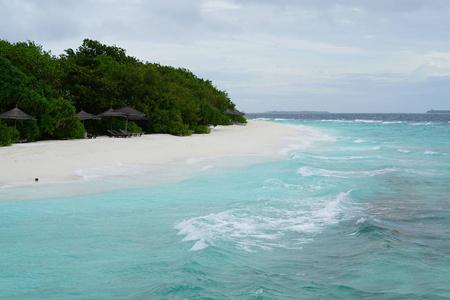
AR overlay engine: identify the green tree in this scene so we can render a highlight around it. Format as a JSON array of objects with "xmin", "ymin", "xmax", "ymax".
[
  {"xmin": 40, "ymin": 97, "xmax": 84, "ymax": 139},
  {"xmin": 0, "ymin": 121, "xmax": 19, "ymax": 146},
  {"xmin": 1, "ymin": 38, "xmax": 244, "ymax": 145}
]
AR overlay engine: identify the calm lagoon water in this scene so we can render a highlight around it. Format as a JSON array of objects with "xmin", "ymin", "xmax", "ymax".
[{"xmin": 1, "ymin": 113, "xmax": 450, "ymax": 299}]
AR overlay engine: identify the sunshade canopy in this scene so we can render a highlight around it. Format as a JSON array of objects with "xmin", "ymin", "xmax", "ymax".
[
  {"xmin": 97, "ymin": 107, "xmax": 147, "ymax": 131},
  {"xmin": 224, "ymin": 109, "xmax": 245, "ymax": 116},
  {"xmin": 114, "ymin": 107, "xmax": 147, "ymax": 120},
  {"xmin": 113, "ymin": 107, "xmax": 147, "ymax": 131},
  {"xmin": 0, "ymin": 107, "xmax": 36, "ymax": 120},
  {"xmin": 76, "ymin": 109, "xmax": 101, "ymax": 120},
  {"xmin": 97, "ymin": 108, "xmax": 126, "ymax": 118}
]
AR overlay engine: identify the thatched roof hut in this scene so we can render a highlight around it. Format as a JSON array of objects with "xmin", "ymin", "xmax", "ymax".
[{"xmin": 0, "ymin": 107, "xmax": 36, "ymax": 120}]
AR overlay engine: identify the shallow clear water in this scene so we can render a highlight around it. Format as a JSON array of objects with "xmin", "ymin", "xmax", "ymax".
[{"xmin": 1, "ymin": 114, "xmax": 450, "ymax": 299}]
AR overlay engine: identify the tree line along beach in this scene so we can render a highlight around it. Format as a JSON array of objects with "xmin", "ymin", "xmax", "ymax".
[{"xmin": 0, "ymin": 39, "xmax": 246, "ymax": 146}]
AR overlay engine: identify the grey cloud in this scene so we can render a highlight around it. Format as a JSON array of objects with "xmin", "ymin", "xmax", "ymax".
[
  {"xmin": 0, "ymin": 0, "xmax": 86, "ymax": 41},
  {"xmin": 0, "ymin": 0, "xmax": 208, "ymax": 45},
  {"xmin": 228, "ymin": 0, "xmax": 446, "ymax": 13},
  {"xmin": 137, "ymin": 1, "xmax": 206, "ymax": 42},
  {"xmin": 221, "ymin": 0, "xmax": 450, "ymax": 51}
]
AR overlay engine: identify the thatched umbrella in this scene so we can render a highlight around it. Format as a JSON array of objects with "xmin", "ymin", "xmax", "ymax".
[
  {"xmin": 224, "ymin": 109, "xmax": 245, "ymax": 116},
  {"xmin": 0, "ymin": 107, "xmax": 36, "ymax": 127},
  {"xmin": 97, "ymin": 108, "xmax": 125, "ymax": 118},
  {"xmin": 97, "ymin": 108, "xmax": 126, "ymax": 130},
  {"xmin": 76, "ymin": 109, "xmax": 101, "ymax": 136},
  {"xmin": 76, "ymin": 109, "xmax": 101, "ymax": 121},
  {"xmin": 114, "ymin": 107, "xmax": 147, "ymax": 131}
]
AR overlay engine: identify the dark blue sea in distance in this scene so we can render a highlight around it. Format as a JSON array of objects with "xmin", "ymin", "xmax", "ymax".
[{"xmin": 1, "ymin": 113, "xmax": 450, "ymax": 299}]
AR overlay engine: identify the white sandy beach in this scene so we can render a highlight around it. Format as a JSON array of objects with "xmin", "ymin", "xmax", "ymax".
[{"xmin": 0, "ymin": 121, "xmax": 299, "ymax": 187}]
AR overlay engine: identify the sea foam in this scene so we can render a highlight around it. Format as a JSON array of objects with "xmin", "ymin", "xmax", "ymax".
[
  {"xmin": 296, "ymin": 166, "xmax": 400, "ymax": 178},
  {"xmin": 353, "ymin": 139, "xmax": 367, "ymax": 143},
  {"xmin": 175, "ymin": 190, "xmax": 356, "ymax": 252}
]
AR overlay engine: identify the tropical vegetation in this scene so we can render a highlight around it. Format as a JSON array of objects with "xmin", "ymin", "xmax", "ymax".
[{"xmin": 0, "ymin": 39, "xmax": 245, "ymax": 146}]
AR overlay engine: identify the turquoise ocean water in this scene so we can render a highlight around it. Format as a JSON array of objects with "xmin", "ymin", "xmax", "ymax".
[{"xmin": 1, "ymin": 113, "xmax": 450, "ymax": 299}]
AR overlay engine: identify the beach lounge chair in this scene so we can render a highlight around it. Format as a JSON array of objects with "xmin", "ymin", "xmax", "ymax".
[
  {"xmin": 106, "ymin": 130, "xmax": 117, "ymax": 137},
  {"xmin": 107, "ymin": 130, "xmax": 129, "ymax": 138},
  {"xmin": 114, "ymin": 129, "xmax": 132, "ymax": 137},
  {"xmin": 119, "ymin": 129, "xmax": 134, "ymax": 137},
  {"xmin": 119, "ymin": 129, "xmax": 142, "ymax": 137},
  {"xmin": 113, "ymin": 130, "xmax": 131, "ymax": 137}
]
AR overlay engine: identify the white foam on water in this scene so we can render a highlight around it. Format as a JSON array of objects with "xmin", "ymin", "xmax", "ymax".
[
  {"xmin": 424, "ymin": 150, "xmax": 439, "ymax": 155},
  {"xmin": 411, "ymin": 122, "xmax": 435, "ymax": 126},
  {"xmin": 262, "ymin": 178, "xmax": 312, "ymax": 192},
  {"xmin": 191, "ymin": 239, "xmax": 209, "ymax": 251},
  {"xmin": 310, "ymin": 190, "xmax": 354, "ymax": 224},
  {"xmin": 353, "ymin": 139, "xmax": 367, "ymax": 143},
  {"xmin": 290, "ymin": 152, "xmax": 377, "ymax": 161},
  {"xmin": 321, "ymin": 120, "xmax": 353, "ymax": 123},
  {"xmin": 356, "ymin": 217, "xmax": 367, "ymax": 224},
  {"xmin": 397, "ymin": 149, "xmax": 411, "ymax": 153},
  {"xmin": 329, "ymin": 145, "xmax": 381, "ymax": 152},
  {"xmin": 255, "ymin": 288, "xmax": 264, "ymax": 296},
  {"xmin": 354, "ymin": 119, "xmax": 383, "ymax": 123},
  {"xmin": 383, "ymin": 121, "xmax": 403, "ymax": 124},
  {"xmin": 175, "ymin": 190, "xmax": 356, "ymax": 252},
  {"xmin": 296, "ymin": 166, "xmax": 400, "ymax": 178}
]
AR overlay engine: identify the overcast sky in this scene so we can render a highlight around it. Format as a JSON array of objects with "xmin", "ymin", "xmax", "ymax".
[{"xmin": 1, "ymin": 0, "xmax": 450, "ymax": 112}]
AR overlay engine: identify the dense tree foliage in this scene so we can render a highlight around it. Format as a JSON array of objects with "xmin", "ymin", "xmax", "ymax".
[{"xmin": 0, "ymin": 39, "xmax": 242, "ymax": 146}]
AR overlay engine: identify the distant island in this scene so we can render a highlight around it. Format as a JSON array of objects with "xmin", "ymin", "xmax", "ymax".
[
  {"xmin": 264, "ymin": 111, "xmax": 330, "ymax": 114},
  {"xmin": 427, "ymin": 110, "xmax": 450, "ymax": 114}
]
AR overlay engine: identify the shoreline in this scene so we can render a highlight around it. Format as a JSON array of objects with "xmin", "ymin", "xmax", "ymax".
[{"xmin": 0, "ymin": 121, "xmax": 300, "ymax": 188}]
